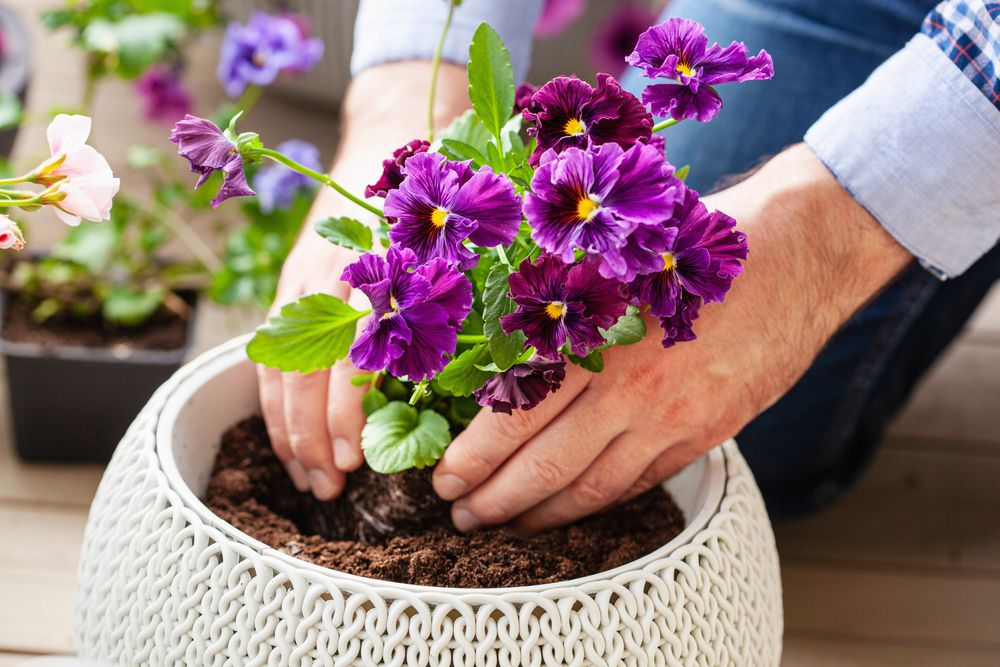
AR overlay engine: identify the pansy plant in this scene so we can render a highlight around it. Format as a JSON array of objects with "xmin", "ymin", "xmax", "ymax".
[{"xmin": 172, "ymin": 7, "xmax": 772, "ymax": 474}]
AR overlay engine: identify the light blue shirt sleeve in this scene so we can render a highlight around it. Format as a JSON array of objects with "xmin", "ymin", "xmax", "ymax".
[
  {"xmin": 351, "ymin": 0, "xmax": 544, "ymax": 83},
  {"xmin": 805, "ymin": 34, "xmax": 1000, "ymax": 279}
]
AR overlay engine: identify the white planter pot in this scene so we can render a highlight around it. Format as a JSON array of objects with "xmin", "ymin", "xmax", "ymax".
[{"xmin": 76, "ymin": 336, "xmax": 783, "ymax": 666}]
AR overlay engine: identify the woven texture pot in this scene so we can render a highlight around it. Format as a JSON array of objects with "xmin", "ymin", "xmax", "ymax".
[{"xmin": 77, "ymin": 336, "xmax": 783, "ymax": 666}]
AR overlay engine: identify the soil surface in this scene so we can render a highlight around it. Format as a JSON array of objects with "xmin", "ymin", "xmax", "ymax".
[
  {"xmin": 1, "ymin": 292, "xmax": 188, "ymax": 352},
  {"xmin": 205, "ymin": 416, "xmax": 686, "ymax": 588}
]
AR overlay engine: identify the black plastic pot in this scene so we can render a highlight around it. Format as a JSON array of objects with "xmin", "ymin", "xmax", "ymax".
[
  {"xmin": 0, "ymin": 291, "xmax": 199, "ymax": 463},
  {"xmin": 0, "ymin": 4, "xmax": 31, "ymax": 159}
]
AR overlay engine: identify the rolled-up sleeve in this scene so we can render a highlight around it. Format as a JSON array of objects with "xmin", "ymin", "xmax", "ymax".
[
  {"xmin": 351, "ymin": 0, "xmax": 544, "ymax": 82},
  {"xmin": 805, "ymin": 32, "xmax": 1000, "ymax": 278}
]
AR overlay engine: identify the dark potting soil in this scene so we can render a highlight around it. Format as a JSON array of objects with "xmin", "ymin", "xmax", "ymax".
[
  {"xmin": 1, "ymin": 292, "xmax": 188, "ymax": 352},
  {"xmin": 205, "ymin": 416, "xmax": 686, "ymax": 588}
]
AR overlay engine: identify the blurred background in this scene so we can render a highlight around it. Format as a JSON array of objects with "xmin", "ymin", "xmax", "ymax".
[{"xmin": 0, "ymin": 1, "xmax": 997, "ymax": 665}]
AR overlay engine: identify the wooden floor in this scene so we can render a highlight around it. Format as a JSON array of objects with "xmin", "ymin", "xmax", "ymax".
[{"xmin": 3, "ymin": 1, "xmax": 1000, "ymax": 664}]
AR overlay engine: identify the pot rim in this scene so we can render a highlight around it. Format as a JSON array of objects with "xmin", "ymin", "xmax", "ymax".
[{"xmin": 156, "ymin": 335, "xmax": 729, "ymax": 596}]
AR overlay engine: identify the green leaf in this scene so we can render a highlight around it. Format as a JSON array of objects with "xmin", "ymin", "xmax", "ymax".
[
  {"xmin": 439, "ymin": 139, "xmax": 487, "ymax": 167},
  {"xmin": 675, "ymin": 165, "xmax": 690, "ymax": 181},
  {"xmin": 362, "ymin": 388, "xmax": 389, "ymax": 417},
  {"xmin": 361, "ymin": 402, "xmax": 452, "ymax": 473},
  {"xmin": 482, "ymin": 262, "xmax": 527, "ymax": 370},
  {"xmin": 435, "ymin": 343, "xmax": 496, "ymax": 396},
  {"xmin": 467, "ymin": 23, "xmax": 515, "ymax": 140},
  {"xmin": 82, "ymin": 14, "xmax": 185, "ymax": 77},
  {"xmin": 101, "ymin": 286, "xmax": 165, "ymax": 327},
  {"xmin": 126, "ymin": 144, "xmax": 164, "ymax": 169},
  {"xmin": 314, "ymin": 216, "xmax": 373, "ymax": 253},
  {"xmin": 0, "ymin": 93, "xmax": 22, "ymax": 130},
  {"xmin": 52, "ymin": 223, "xmax": 120, "ymax": 273},
  {"xmin": 568, "ymin": 349, "xmax": 604, "ymax": 372},
  {"xmin": 475, "ymin": 346, "xmax": 533, "ymax": 372},
  {"xmin": 435, "ymin": 109, "xmax": 493, "ymax": 155},
  {"xmin": 247, "ymin": 294, "xmax": 367, "ymax": 373},
  {"xmin": 601, "ymin": 306, "xmax": 646, "ymax": 347}
]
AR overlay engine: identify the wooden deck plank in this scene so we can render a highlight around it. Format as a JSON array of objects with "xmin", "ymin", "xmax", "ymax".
[
  {"xmin": 0, "ymin": 566, "xmax": 76, "ymax": 655},
  {"xmin": 889, "ymin": 342, "xmax": 1000, "ymax": 447},
  {"xmin": 783, "ymin": 564, "xmax": 1000, "ymax": 646},
  {"xmin": 774, "ymin": 446, "xmax": 1000, "ymax": 573},
  {"xmin": 782, "ymin": 636, "xmax": 1000, "ymax": 666}
]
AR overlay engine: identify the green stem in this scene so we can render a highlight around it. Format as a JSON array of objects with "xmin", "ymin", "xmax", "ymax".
[
  {"xmin": 234, "ymin": 85, "xmax": 263, "ymax": 118},
  {"xmin": 0, "ymin": 194, "xmax": 41, "ymax": 207},
  {"xmin": 427, "ymin": 0, "xmax": 459, "ymax": 142},
  {"xmin": 256, "ymin": 148, "xmax": 384, "ymax": 219},
  {"xmin": 0, "ymin": 173, "xmax": 35, "ymax": 187},
  {"xmin": 651, "ymin": 118, "xmax": 680, "ymax": 133},
  {"xmin": 157, "ymin": 205, "xmax": 224, "ymax": 273},
  {"xmin": 496, "ymin": 244, "xmax": 511, "ymax": 267},
  {"xmin": 455, "ymin": 333, "xmax": 487, "ymax": 344}
]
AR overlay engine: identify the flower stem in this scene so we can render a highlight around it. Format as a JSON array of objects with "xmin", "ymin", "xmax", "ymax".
[
  {"xmin": 496, "ymin": 244, "xmax": 511, "ymax": 267},
  {"xmin": 651, "ymin": 118, "xmax": 680, "ymax": 133},
  {"xmin": 427, "ymin": 0, "xmax": 459, "ymax": 143},
  {"xmin": 0, "ymin": 194, "xmax": 41, "ymax": 207},
  {"xmin": 256, "ymin": 148, "xmax": 384, "ymax": 219},
  {"xmin": 157, "ymin": 205, "xmax": 224, "ymax": 273},
  {"xmin": 234, "ymin": 85, "xmax": 263, "ymax": 118},
  {"xmin": 0, "ymin": 173, "xmax": 35, "ymax": 187},
  {"xmin": 456, "ymin": 333, "xmax": 487, "ymax": 344}
]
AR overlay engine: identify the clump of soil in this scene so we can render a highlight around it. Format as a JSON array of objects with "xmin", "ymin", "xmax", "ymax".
[
  {"xmin": 2, "ymin": 292, "xmax": 188, "ymax": 352},
  {"xmin": 205, "ymin": 416, "xmax": 686, "ymax": 588}
]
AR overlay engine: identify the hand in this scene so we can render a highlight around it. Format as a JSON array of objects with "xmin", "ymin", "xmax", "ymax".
[
  {"xmin": 258, "ymin": 61, "xmax": 471, "ymax": 500},
  {"xmin": 432, "ymin": 144, "xmax": 913, "ymax": 532}
]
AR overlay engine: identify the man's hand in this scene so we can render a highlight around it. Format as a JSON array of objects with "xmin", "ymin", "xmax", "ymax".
[
  {"xmin": 432, "ymin": 144, "xmax": 913, "ymax": 533},
  {"xmin": 259, "ymin": 62, "xmax": 469, "ymax": 500}
]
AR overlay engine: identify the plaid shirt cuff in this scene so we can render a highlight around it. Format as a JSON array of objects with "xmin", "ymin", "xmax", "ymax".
[
  {"xmin": 922, "ymin": 1, "xmax": 1000, "ymax": 108},
  {"xmin": 806, "ymin": 34, "xmax": 1000, "ymax": 279}
]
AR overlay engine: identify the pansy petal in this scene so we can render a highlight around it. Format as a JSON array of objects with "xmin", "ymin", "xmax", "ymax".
[
  {"xmin": 453, "ymin": 166, "xmax": 522, "ymax": 248},
  {"xmin": 390, "ymin": 302, "xmax": 456, "ymax": 380},
  {"xmin": 416, "ymin": 258, "xmax": 473, "ymax": 328},
  {"xmin": 351, "ymin": 316, "xmax": 411, "ymax": 372},
  {"xmin": 642, "ymin": 83, "xmax": 723, "ymax": 123}
]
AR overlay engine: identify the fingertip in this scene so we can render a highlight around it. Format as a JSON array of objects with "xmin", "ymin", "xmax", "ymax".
[
  {"xmin": 432, "ymin": 472, "xmax": 467, "ymax": 501},
  {"xmin": 309, "ymin": 468, "xmax": 345, "ymax": 501},
  {"xmin": 451, "ymin": 505, "xmax": 482, "ymax": 533},
  {"xmin": 333, "ymin": 436, "xmax": 365, "ymax": 471},
  {"xmin": 285, "ymin": 459, "xmax": 311, "ymax": 493}
]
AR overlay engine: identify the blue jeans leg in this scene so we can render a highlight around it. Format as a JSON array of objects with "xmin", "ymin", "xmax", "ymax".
[{"xmin": 619, "ymin": 0, "xmax": 999, "ymax": 517}]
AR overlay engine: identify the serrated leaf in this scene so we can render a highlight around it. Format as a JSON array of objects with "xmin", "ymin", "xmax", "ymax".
[
  {"xmin": 439, "ymin": 138, "xmax": 487, "ymax": 166},
  {"xmin": 435, "ymin": 109, "xmax": 493, "ymax": 155},
  {"xmin": 361, "ymin": 402, "xmax": 452, "ymax": 473},
  {"xmin": 247, "ymin": 293, "xmax": 367, "ymax": 373},
  {"xmin": 314, "ymin": 216, "xmax": 373, "ymax": 252},
  {"xmin": 482, "ymin": 262, "xmax": 527, "ymax": 370},
  {"xmin": 601, "ymin": 306, "xmax": 646, "ymax": 347},
  {"xmin": 467, "ymin": 23, "xmax": 515, "ymax": 141},
  {"xmin": 475, "ymin": 347, "xmax": 534, "ymax": 371},
  {"xmin": 436, "ymin": 343, "xmax": 496, "ymax": 396},
  {"xmin": 362, "ymin": 388, "xmax": 389, "ymax": 416},
  {"xmin": 569, "ymin": 349, "xmax": 604, "ymax": 372}
]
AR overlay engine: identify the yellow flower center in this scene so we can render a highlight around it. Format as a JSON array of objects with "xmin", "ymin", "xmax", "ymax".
[
  {"xmin": 576, "ymin": 196, "xmax": 600, "ymax": 221},
  {"xmin": 430, "ymin": 208, "xmax": 449, "ymax": 228},
  {"xmin": 544, "ymin": 301, "xmax": 565, "ymax": 319},
  {"xmin": 252, "ymin": 50, "xmax": 268, "ymax": 67},
  {"xmin": 382, "ymin": 295, "xmax": 400, "ymax": 320},
  {"xmin": 675, "ymin": 62, "xmax": 695, "ymax": 78},
  {"xmin": 563, "ymin": 117, "xmax": 586, "ymax": 136},
  {"xmin": 662, "ymin": 252, "xmax": 676, "ymax": 271}
]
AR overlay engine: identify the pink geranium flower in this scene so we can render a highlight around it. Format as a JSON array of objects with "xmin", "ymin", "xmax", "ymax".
[
  {"xmin": 38, "ymin": 114, "xmax": 120, "ymax": 226},
  {"xmin": 0, "ymin": 215, "xmax": 24, "ymax": 250}
]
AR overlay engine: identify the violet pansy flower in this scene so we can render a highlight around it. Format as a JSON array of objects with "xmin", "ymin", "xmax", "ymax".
[
  {"xmin": 253, "ymin": 139, "xmax": 322, "ymax": 213},
  {"xmin": 524, "ymin": 141, "xmax": 682, "ymax": 281},
  {"xmin": 217, "ymin": 12, "xmax": 324, "ymax": 98},
  {"xmin": 342, "ymin": 247, "xmax": 472, "ymax": 381},
  {"xmin": 630, "ymin": 187, "xmax": 747, "ymax": 344},
  {"xmin": 534, "ymin": 0, "xmax": 585, "ymax": 38},
  {"xmin": 364, "ymin": 139, "xmax": 430, "ymax": 199},
  {"xmin": 589, "ymin": 3, "xmax": 657, "ymax": 75},
  {"xmin": 170, "ymin": 114, "xmax": 255, "ymax": 208},
  {"xmin": 135, "ymin": 66, "xmax": 190, "ymax": 124},
  {"xmin": 523, "ymin": 74, "xmax": 652, "ymax": 165},
  {"xmin": 474, "ymin": 357, "xmax": 567, "ymax": 414},
  {"xmin": 501, "ymin": 254, "xmax": 626, "ymax": 359},
  {"xmin": 384, "ymin": 152, "xmax": 522, "ymax": 270},
  {"xmin": 627, "ymin": 18, "xmax": 774, "ymax": 122}
]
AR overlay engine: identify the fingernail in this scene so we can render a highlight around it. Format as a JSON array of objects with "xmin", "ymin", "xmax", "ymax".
[
  {"xmin": 285, "ymin": 460, "xmax": 310, "ymax": 492},
  {"xmin": 309, "ymin": 469, "xmax": 340, "ymax": 501},
  {"xmin": 434, "ymin": 473, "xmax": 467, "ymax": 500},
  {"xmin": 452, "ymin": 507, "xmax": 481, "ymax": 533},
  {"xmin": 334, "ymin": 437, "xmax": 362, "ymax": 470}
]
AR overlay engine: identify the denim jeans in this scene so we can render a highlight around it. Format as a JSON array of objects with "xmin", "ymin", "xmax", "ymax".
[{"xmin": 620, "ymin": 0, "xmax": 1000, "ymax": 517}]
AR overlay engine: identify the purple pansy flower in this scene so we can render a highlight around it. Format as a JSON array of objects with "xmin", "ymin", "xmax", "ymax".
[
  {"xmin": 253, "ymin": 139, "xmax": 321, "ymax": 213},
  {"xmin": 523, "ymin": 74, "xmax": 652, "ymax": 165},
  {"xmin": 217, "ymin": 12, "xmax": 324, "ymax": 98},
  {"xmin": 630, "ymin": 187, "xmax": 747, "ymax": 345},
  {"xmin": 342, "ymin": 247, "xmax": 472, "ymax": 380},
  {"xmin": 135, "ymin": 65, "xmax": 190, "ymax": 124},
  {"xmin": 513, "ymin": 82, "xmax": 539, "ymax": 115},
  {"xmin": 627, "ymin": 18, "xmax": 774, "ymax": 123},
  {"xmin": 589, "ymin": 3, "xmax": 657, "ymax": 74},
  {"xmin": 524, "ymin": 141, "xmax": 683, "ymax": 281},
  {"xmin": 501, "ymin": 254, "xmax": 627, "ymax": 358},
  {"xmin": 658, "ymin": 291, "xmax": 702, "ymax": 348},
  {"xmin": 170, "ymin": 114, "xmax": 254, "ymax": 208},
  {"xmin": 474, "ymin": 357, "xmax": 567, "ymax": 414},
  {"xmin": 384, "ymin": 152, "xmax": 522, "ymax": 270},
  {"xmin": 534, "ymin": 0, "xmax": 586, "ymax": 38},
  {"xmin": 364, "ymin": 139, "xmax": 430, "ymax": 199}
]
